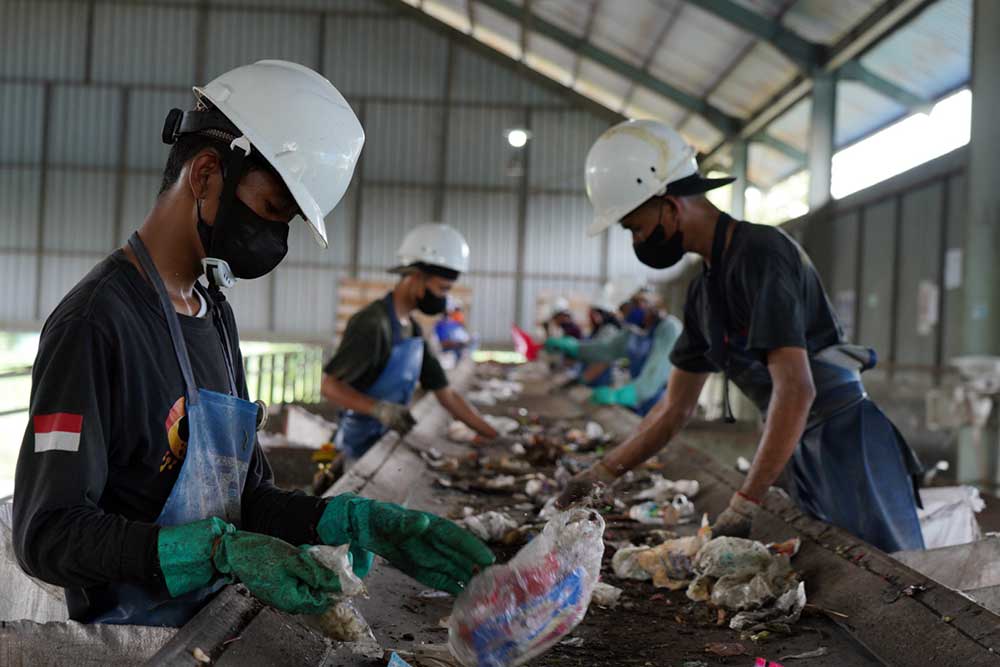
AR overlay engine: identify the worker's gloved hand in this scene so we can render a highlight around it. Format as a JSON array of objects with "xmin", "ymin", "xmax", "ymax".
[
  {"xmin": 713, "ymin": 492, "xmax": 762, "ymax": 539},
  {"xmin": 349, "ymin": 543, "xmax": 375, "ymax": 579},
  {"xmin": 157, "ymin": 517, "xmax": 236, "ymax": 597},
  {"xmin": 370, "ymin": 400, "xmax": 417, "ymax": 436},
  {"xmin": 590, "ymin": 384, "xmax": 638, "ymax": 407},
  {"xmin": 554, "ymin": 461, "xmax": 617, "ymax": 510},
  {"xmin": 212, "ymin": 531, "xmax": 342, "ymax": 615},
  {"xmin": 318, "ymin": 494, "xmax": 496, "ymax": 595},
  {"xmin": 543, "ymin": 336, "xmax": 580, "ymax": 358}
]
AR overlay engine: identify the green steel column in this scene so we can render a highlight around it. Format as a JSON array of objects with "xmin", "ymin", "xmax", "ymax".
[
  {"xmin": 730, "ymin": 139, "xmax": 748, "ymax": 220},
  {"xmin": 807, "ymin": 70, "xmax": 837, "ymax": 210}
]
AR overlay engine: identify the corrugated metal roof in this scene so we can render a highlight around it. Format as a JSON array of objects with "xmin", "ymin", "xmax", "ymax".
[{"xmin": 406, "ymin": 0, "xmax": 971, "ymax": 188}]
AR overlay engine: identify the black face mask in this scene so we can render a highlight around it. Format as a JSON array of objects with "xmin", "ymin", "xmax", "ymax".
[
  {"xmin": 417, "ymin": 285, "xmax": 447, "ymax": 315},
  {"xmin": 198, "ymin": 197, "xmax": 289, "ymax": 279},
  {"xmin": 633, "ymin": 219, "xmax": 685, "ymax": 269}
]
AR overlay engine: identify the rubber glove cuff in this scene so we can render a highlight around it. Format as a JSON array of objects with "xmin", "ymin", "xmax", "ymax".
[
  {"xmin": 591, "ymin": 384, "xmax": 637, "ymax": 407},
  {"xmin": 317, "ymin": 493, "xmax": 360, "ymax": 546},
  {"xmin": 543, "ymin": 336, "xmax": 580, "ymax": 358},
  {"xmin": 158, "ymin": 517, "xmax": 236, "ymax": 597}
]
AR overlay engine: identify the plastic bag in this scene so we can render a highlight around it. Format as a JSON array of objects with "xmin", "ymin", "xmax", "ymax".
[
  {"xmin": 307, "ymin": 545, "xmax": 378, "ymax": 646},
  {"xmin": 685, "ymin": 537, "xmax": 800, "ymax": 613},
  {"xmin": 448, "ymin": 509, "xmax": 605, "ymax": 667}
]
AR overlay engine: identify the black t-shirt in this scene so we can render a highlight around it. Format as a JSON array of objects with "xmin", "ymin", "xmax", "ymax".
[
  {"xmin": 670, "ymin": 220, "xmax": 844, "ymax": 379},
  {"xmin": 13, "ymin": 250, "xmax": 326, "ymax": 621},
  {"xmin": 323, "ymin": 296, "xmax": 449, "ymax": 393}
]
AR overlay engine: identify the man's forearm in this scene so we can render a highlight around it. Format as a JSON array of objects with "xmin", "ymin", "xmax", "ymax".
[
  {"xmin": 602, "ymin": 400, "xmax": 691, "ymax": 474},
  {"xmin": 742, "ymin": 387, "xmax": 812, "ymax": 499},
  {"xmin": 321, "ymin": 373, "xmax": 376, "ymax": 414},
  {"xmin": 580, "ymin": 362, "xmax": 611, "ymax": 384},
  {"xmin": 436, "ymin": 388, "xmax": 497, "ymax": 438}
]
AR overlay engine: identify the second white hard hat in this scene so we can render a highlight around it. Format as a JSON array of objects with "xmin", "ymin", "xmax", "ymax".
[
  {"xmin": 584, "ymin": 119, "xmax": 733, "ymax": 237},
  {"xmin": 395, "ymin": 224, "xmax": 470, "ymax": 274}
]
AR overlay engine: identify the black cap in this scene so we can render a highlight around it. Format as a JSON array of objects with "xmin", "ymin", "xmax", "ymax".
[{"xmin": 665, "ymin": 173, "xmax": 736, "ymax": 197}]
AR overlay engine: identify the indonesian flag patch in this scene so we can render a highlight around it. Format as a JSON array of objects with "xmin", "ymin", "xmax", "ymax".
[{"xmin": 33, "ymin": 413, "xmax": 83, "ymax": 453}]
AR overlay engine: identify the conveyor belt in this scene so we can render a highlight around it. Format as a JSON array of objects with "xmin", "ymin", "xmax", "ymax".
[{"xmin": 153, "ymin": 360, "xmax": 1000, "ymax": 666}]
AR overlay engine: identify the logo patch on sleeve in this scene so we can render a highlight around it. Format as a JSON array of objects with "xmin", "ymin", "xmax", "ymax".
[{"xmin": 33, "ymin": 412, "xmax": 83, "ymax": 453}]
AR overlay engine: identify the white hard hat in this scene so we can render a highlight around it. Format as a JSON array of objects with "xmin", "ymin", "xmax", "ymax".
[
  {"xmin": 194, "ymin": 60, "xmax": 365, "ymax": 248},
  {"xmin": 594, "ymin": 276, "xmax": 648, "ymax": 312},
  {"xmin": 395, "ymin": 224, "xmax": 470, "ymax": 274},
  {"xmin": 584, "ymin": 119, "xmax": 733, "ymax": 237},
  {"xmin": 550, "ymin": 297, "xmax": 571, "ymax": 318}
]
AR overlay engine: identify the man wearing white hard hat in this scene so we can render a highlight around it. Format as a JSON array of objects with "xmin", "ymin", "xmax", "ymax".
[
  {"xmin": 546, "ymin": 278, "xmax": 682, "ymax": 415},
  {"xmin": 556, "ymin": 119, "xmax": 924, "ymax": 554},
  {"xmin": 546, "ymin": 297, "xmax": 584, "ymax": 340},
  {"xmin": 321, "ymin": 224, "xmax": 500, "ymax": 462},
  {"xmin": 13, "ymin": 62, "xmax": 493, "ymax": 627}
]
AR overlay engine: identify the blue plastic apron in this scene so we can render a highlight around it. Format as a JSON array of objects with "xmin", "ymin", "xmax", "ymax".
[
  {"xmin": 335, "ymin": 293, "xmax": 424, "ymax": 460},
  {"xmin": 582, "ymin": 324, "xmax": 616, "ymax": 388},
  {"xmin": 89, "ymin": 233, "xmax": 256, "ymax": 626},
  {"xmin": 625, "ymin": 322, "xmax": 666, "ymax": 416},
  {"xmin": 435, "ymin": 318, "xmax": 469, "ymax": 363},
  {"xmin": 704, "ymin": 215, "xmax": 924, "ymax": 553}
]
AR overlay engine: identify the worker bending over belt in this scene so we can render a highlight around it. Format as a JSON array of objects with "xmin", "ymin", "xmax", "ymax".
[
  {"xmin": 557, "ymin": 119, "xmax": 924, "ymax": 554},
  {"xmin": 13, "ymin": 61, "xmax": 493, "ymax": 628}
]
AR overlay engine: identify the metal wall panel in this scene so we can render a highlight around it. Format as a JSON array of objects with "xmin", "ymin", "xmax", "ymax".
[
  {"xmin": 225, "ymin": 273, "xmax": 273, "ymax": 335},
  {"xmin": 441, "ymin": 191, "xmax": 519, "ymax": 273},
  {"xmin": 39, "ymin": 255, "xmax": 104, "ymax": 321},
  {"xmin": 214, "ymin": 0, "xmax": 389, "ymax": 10},
  {"xmin": 451, "ymin": 47, "xmax": 526, "ymax": 105},
  {"xmin": 828, "ymin": 211, "xmax": 859, "ymax": 340},
  {"xmin": 49, "ymin": 85, "xmax": 122, "ymax": 168},
  {"xmin": 42, "ymin": 169, "xmax": 117, "ymax": 253},
  {"xmin": 358, "ymin": 186, "xmax": 435, "ymax": 271},
  {"xmin": 523, "ymin": 194, "xmax": 601, "ymax": 276},
  {"xmin": 127, "ymin": 89, "xmax": 193, "ymax": 171},
  {"xmin": 463, "ymin": 273, "xmax": 516, "ymax": 344},
  {"xmin": 446, "ymin": 106, "xmax": 523, "ymax": 188},
  {"xmin": 323, "ymin": 17, "xmax": 448, "ymax": 100},
  {"xmin": 285, "ymin": 184, "xmax": 355, "ymax": 268},
  {"xmin": 529, "ymin": 110, "xmax": 606, "ymax": 191},
  {"xmin": 857, "ymin": 199, "xmax": 897, "ymax": 359},
  {"xmin": 0, "ymin": 252, "xmax": 38, "ymax": 324},
  {"xmin": 0, "ymin": 0, "xmax": 88, "ymax": 80},
  {"xmin": 0, "ymin": 168, "xmax": 42, "ymax": 250},
  {"xmin": 273, "ymin": 267, "xmax": 340, "ymax": 337},
  {"xmin": 896, "ymin": 184, "xmax": 944, "ymax": 366},
  {"xmin": 363, "ymin": 102, "xmax": 444, "ymax": 184},
  {"xmin": 943, "ymin": 173, "xmax": 966, "ymax": 362},
  {"xmin": 0, "ymin": 83, "xmax": 45, "ymax": 164},
  {"xmin": 204, "ymin": 8, "xmax": 321, "ymax": 79},
  {"xmin": 121, "ymin": 173, "xmax": 162, "ymax": 244},
  {"xmin": 92, "ymin": 4, "xmax": 198, "ymax": 86}
]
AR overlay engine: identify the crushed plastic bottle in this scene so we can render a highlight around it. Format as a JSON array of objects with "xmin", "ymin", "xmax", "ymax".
[{"xmin": 448, "ymin": 509, "xmax": 605, "ymax": 667}]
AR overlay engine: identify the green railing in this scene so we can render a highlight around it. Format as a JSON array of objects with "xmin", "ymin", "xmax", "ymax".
[{"xmin": 243, "ymin": 347, "xmax": 326, "ymax": 406}]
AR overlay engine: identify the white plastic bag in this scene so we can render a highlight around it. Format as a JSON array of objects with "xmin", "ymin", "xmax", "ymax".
[{"xmin": 448, "ymin": 509, "xmax": 605, "ymax": 667}]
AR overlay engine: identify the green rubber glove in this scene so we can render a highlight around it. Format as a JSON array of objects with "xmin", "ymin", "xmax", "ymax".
[
  {"xmin": 318, "ymin": 494, "xmax": 495, "ymax": 595},
  {"xmin": 543, "ymin": 336, "xmax": 580, "ymax": 358},
  {"xmin": 212, "ymin": 531, "xmax": 343, "ymax": 615},
  {"xmin": 591, "ymin": 384, "xmax": 638, "ymax": 407},
  {"xmin": 157, "ymin": 517, "xmax": 236, "ymax": 597},
  {"xmin": 349, "ymin": 543, "xmax": 375, "ymax": 579}
]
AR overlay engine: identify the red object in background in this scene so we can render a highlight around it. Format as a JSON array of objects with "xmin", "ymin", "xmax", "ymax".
[{"xmin": 511, "ymin": 325, "xmax": 542, "ymax": 361}]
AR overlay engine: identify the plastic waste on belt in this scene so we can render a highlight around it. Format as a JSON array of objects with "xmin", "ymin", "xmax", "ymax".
[
  {"xmin": 628, "ymin": 495, "xmax": 696, "ymax": 526},
  {"xmin": 448, "ymin": 509, "xmax": 605, "ymax": 667},
  {"xmin": 634, "ymin": 475, "xmax": 700, "ymax": 502},
  {"xmin": 462, "ymin": 512, "xmax": 521, "ymax": 543},
  {"xmin": 511, "ymin": 325, "xmax": 542, "ymax": 362},
  {"xmin": 611, "ymin": 515, "xmax": 711, "ymax": 589}
]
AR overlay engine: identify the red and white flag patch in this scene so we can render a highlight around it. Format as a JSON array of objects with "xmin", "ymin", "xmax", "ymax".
[{"xmin": 33, "ymin": 413, "xmax": 83, "ymax": 453}]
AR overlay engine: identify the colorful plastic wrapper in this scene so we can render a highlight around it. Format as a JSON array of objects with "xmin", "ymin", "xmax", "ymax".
[{"xmin": 448, "ymin": 509, "xmax": 606, "ymax": 667}]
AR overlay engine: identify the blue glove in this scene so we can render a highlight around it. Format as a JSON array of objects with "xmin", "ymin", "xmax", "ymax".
[{"xmin": 590, "ymin": 384, "xmax": 638, "ymax": 407}]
